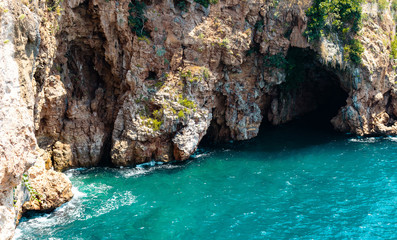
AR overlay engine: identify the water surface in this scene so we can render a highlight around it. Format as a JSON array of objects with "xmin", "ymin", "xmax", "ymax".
[{"xmin": 16, "ymin": 120, "xmax": 397, "ymax": 239}]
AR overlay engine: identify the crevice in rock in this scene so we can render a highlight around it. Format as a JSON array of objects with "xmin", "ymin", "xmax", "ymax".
[
  {"xmin": 34, "ymin": 1, "xmax": 124, "ymax": 170},
  {"xmin": 66, "ymin": 44, "xmax": 104, "ymax": 100},
  {"xmin": 145, "ymin": 71, "xmax": 157, "ymax": 80},
  {"xmin": 98, "ymin": 133, "xmax": 114, "ymax": 167},
  {"xmin": 202, "ymin": 93, "xmax": 231, "ymax": 143}
]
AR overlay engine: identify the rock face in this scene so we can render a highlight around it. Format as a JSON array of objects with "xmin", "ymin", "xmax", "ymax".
[
  {"xmin": 0, "ymin": 0, "xmax": 41, "ymax": 238},
  {"xmin": 2, "ymin": 0, "xmax": 397, "ymax": 238},
  {"xmin": 22, "ymin": 157, "xmax": 73, "ymax": 213},
  {"xmin": 330, "ymin": 2, "xmax": 397, "ymax": 136},
  {"xmin": 0, "ymin": 1, "xmax": 73, "ymax": 239},
  {"xmin": 30, "ymin": 0, "xmax": 397, "ymax": 170}
]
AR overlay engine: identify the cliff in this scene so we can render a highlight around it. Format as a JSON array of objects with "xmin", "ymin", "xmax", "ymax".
[
  {"xmin": 0, "ymin": 1, "xmax": 72, "ymax": 238},
  {"xmin": 1, "ymin": 0, "xmax": 397, "ymax": 238},
  {"xmin": 37, "ymin": 0, "xmax": 397, "ymax": 168}
]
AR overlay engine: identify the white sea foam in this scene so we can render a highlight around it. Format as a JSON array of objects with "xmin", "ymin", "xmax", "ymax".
[
  {"xmin": 348, "ymin": 137, "xmax": 378, "ymax": 143},
  {"xmin": 71, "ymin": 186, "xmax": 87, "ymax": 198},
  {"xmin": 64, "ymin": 168, "xmax": 87, "ymax": 178},
  {"xmin": 14, "ymin": 185, "xmax": 89, "ymax": 240},
  {"xmin": 12, "ymin": 229, "xmax": 22, "ymax": 240},
  {"xmin": 191, "ymin": 152, "xmax": 211, "ymax": 158},
  {"xmin": 349, "ymin": 136, "xmax": 397, "ymax": 143},
  {"xmin": 385, "ymin": 136, "xmax": 397, "ymax": 142},
  {"xmin": 85, "ymin": 183, "xmax": 113, "ymax": 194},
  {"xmin": 120, "ymin": 163, "xmax": 180, "ymax": 178},
  {"xmin": 92, "ymin": 191, "xmax": 136, "ymax": 218},
  {"xmin": 120, "ymin": 167, "xmax": 151, "ymax": 178},
  {"xmin": 137, "ymin": 160, "xmax": 158, "ymax": 167}
]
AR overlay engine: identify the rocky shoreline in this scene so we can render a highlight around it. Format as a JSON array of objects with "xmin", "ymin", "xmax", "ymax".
[{"xmin": 1, "ymin": 0, "xmax": 397, "ymax": 239}]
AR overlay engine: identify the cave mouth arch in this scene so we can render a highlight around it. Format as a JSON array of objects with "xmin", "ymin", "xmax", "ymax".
[
  {"xmin": 269, "ymin": 47, "xmax": 349, "ymax": 131},
  {"xmin": 202, "ymin": 47, "xmax": 349, "ymax": 146}
]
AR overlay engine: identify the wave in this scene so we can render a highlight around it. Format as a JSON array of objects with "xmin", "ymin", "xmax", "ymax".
[
  {"xmin": 120, "ymin": 163, "xmax": 181, "ymax": 178},
  {"xmin": 191, "ymin": 152, "xmax": 211, "ymax": 159},
  {"xmin": 349, "ymin": 136, "xmax": 397, "ymax": 144},
  {"xmin": 348, "ymin": 137, "xmax": 378, "ymax": 143},
  {"xmin": 88, "ymin": 191, "xmax": 136, "ymax": 219},
  {"xmin": 13, "ymin": 187, "xmax": 88, "ymax": 240},
  {"xmin": 385, "ymin": 136, "xmax": 397, "ymax": 142},
  {"xmin": 71, "ymin": 186, "xmax": 87, "ymax": 198},
  {"xmin": 64, "ymin": 168, "xmax": 88, "ymax": 178}
]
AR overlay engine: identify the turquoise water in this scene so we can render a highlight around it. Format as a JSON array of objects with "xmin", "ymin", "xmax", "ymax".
[{"xmin": 16, "ymin": 120, "xmax": 397, "ymax": 239}]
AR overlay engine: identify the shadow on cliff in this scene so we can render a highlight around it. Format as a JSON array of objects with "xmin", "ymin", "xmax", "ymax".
[
  {"xmin": 201, "ymin": 46, "xmax": 352, "ymax": 154},
  {"xmin": 200, "ymin": 108, "xmax": 351, "ymax": 156},
  {"xmin": 200, "ymin": 85, "xmax": 350, "ymax": 154}
]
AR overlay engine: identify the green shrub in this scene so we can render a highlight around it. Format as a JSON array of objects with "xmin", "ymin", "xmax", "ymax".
[
  {"xmin": 22, "ymin": 174, "xmax": 42, "ymax": 203},
  {"xmin": 178, "ymin": 110, "xmax": 185, "ymax": 119},
  {"xmin": 344, "ymin": 39, "xmax": 364, "ymax": 63},
  {"xmin": 128, "ymin": 0, "xmax": 149, "ymax": 37},
  {"xmin": 393, "ymin": 0, "xmax": 397, "ymax": 11},
  {"xmin": 202, "ymin": 67, "xmax": 210, "ymax": 80},
  {"xmin": 148, "ymin": 118, "xmax": 162, "ymax": 131},
  {"xmin": 194, "ymin": 0, "xmax": 218, "ymax": 8},
  {"xmin": 378, "ymin": 0, "xmax": 388, "ymax": 11},
  {"xmin": 154, "ymin": 81, "xmax": 164, "ymax": 89},
  {"xmin": 180, "ymin": 69, "xmax": 192, "ymax": 79},
  {"xmin": 175, "ymin": 0, "xmax": 189, "ymax": 11},
  {"xmin": 391, "ymin": 36, "xmax": 397, "ymax": 59},
  {"xmin": 263, "ymin": 53, "xmax": 288, "ymax": 69},
  {"xmin": 218, "ymin": 38, "xmax": 230, "ymax": 48},
  {"xmin": 305, "ymin": 0, "xmax": 362, "ymax": 41},
  {"xmin": 178, "ymin": 97, "xmax": 196, "ymax": 109},
  {"xmin": 305, "ymin": 0, "xmax": 363, "ymax": 64},
  {"xmin": 152, "ymin": 109, "xmax": 163, "ymax": 119},
  {"xmin": 140, "ymin": 116, "xmax": 162, "ymax": 131},
  {"xmin": 47, "ymin": 0, "xmax": 63, "ymax": 12},
  {"xmin": 137, "ymin": 36, "xmax": 151, "ymax": 44}
]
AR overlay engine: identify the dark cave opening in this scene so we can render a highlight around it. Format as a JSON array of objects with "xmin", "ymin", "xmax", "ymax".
[
  {"xmin": 202, "ymin": 47, "xmax": 349, "ymax": 147},
  {"xmin": 274, "ymin": 47, "xmax": 349, "ymax": 130},
  {"xmin": 145, "ymin": 71, "xmax": 157, "ymax": 80},
  {"xmin": 66, "ymin": 45, "xmax": 105, "ymax": 100}
]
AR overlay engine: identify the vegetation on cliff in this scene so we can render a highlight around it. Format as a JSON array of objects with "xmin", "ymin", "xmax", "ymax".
[
  {"xmin": 22, "ymin": 174, "xmax": 42, "ymax": 204},
  {"xmin": 175, "ymin": 0, "xmax": 189, "ymax": 11},
  {"xmin": 194, "ymin": 0, "xmax": 218, "ymax": 8},
  {"xmin": 391, "ymin": 36, "xmax": 397, "ymax": 59},
  {"xmin": 128, "ymin": 0, "xmax": 149, "ymax": 37},
  {"xmin": 305, "ymin": 0, "xmax": 364, "ymax": 64}
]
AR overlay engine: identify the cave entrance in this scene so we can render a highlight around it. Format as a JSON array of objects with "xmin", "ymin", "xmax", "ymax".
[
  {"xmin": 62, "ymin": 42, "xmax": 118, "ymax": 168},
  {"xmin": 202, "ymin": 47, "xmax": 349, "ymax": 147},
  {"xmin": 268, "ymin": 47, "xmax": 349, "ymax": 133}
]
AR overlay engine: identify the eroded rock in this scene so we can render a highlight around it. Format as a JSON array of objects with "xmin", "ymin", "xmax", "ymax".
[
  {"xmin": 3, "ymin": 0, "xmax": 397, "ymax": 237},
  {"xmin": 23, "ymin": 158, "xmax": 73, "ymax": 212}
]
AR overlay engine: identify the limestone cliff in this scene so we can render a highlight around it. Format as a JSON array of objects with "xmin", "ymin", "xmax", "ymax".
[
  {"xmin": 1, "ymin": 0, "xmax": 397, "ymax": 238},
  {"xmin": 0, "ymin": 1, "xmax": 72, "ymax": 239},
  {"xmin": 35, "ymin": 0, "xmax": 397, "ymax": 170}
]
